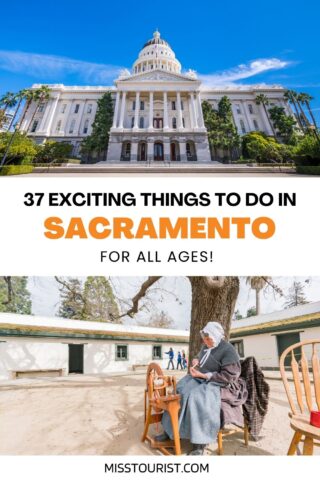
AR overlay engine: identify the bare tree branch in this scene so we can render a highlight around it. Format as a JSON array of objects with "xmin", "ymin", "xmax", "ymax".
[
  {"xmin": 54, "ymin": 276, "xmax": 85, "ymax": 303},
  {"xmin": 118, "ymin": 276, "xmax": 162, "ymax": 318}
]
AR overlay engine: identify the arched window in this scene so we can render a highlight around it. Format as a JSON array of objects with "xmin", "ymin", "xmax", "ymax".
[
  {"xmin": 240, "ymin": 119, "xmax": 246, "ymax": 134},
  {"xmin": 56, "ymin": 120, "xmax": 62, "ymax": 133},
  {"xmin": 172, "ymin": 117, "xmax": 177, "ymax": 129},
  {"xmin": 139, "ymin": 117, "xmax": 144, "ymax": 128},
  {"xmin": 83, "ymin": 119, "xmax": 89, "ymax": 134},
  {"xmin": 186, "ymin": 142, "xmax": 191, "ymax": 156},
  {"xmin": 154, "ymin": 142, "xmax": 164, "ymax": 161}
]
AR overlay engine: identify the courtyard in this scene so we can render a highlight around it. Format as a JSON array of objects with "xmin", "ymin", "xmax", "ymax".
[{"xmin": 0, "ymin": 371, "xmax": 310, "ymax": 456}]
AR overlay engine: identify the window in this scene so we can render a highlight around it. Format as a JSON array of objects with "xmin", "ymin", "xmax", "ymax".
[
  {"xmin": 132, "ymin": 100, "xmax": 136, "ymax": 110},
  {"xmin": 235, "ymin": 104, "xmax": 241, "ymax": 114},
  {"xmin": 61, "ymin": 104, "xmax": 67, "ymax": 114},
  {"xmin": 171, "ymin": 101, "xmax": 176, "ymax": 110},
  {"xmin": 38, "ymin": 103, "xmax": 45, "ymax": 113},
  {"xmin": 182, "ymin": 118, "xmax": 185, "ymax": 128},
  {"xmin": 69, "ymin": 119, "xmax": 76, "ymax": 134},
  {"xmin": 116, "ymin": 344, "xmax": 128, "ymax": 360},
  {"xmin": 87, "ymin": 104, "xmax": 93, "ymax": 114},
  {"xmin": 253, "ymin": 119, "xmax": 259, "ymax": 130},
  {"xmin": 56, "ymin": 120, "xmax": 62, "ymax": 133},
  {"xmin": 83, "ymin": 119, "xmax": 89, "ymax": 134},
  {"xmin": 230, "ymin": 340, "xmax": 244, "ymax": 358},
  {"xmin": 30, "ymin": 120, "xmax": 38, "ymax": 133},
  {"xmin": 125, "ymin": 143, "xmax": 131, "ymax": 155},
  {"xmin": 172, "ymin": 117, "xmax": 177, "ymax": 129},
  {"xmin": 181, "ymin": 100, "xmax": 184, "ymax": 111},
  {"xmin": 240, "ymin": 119, "xmax": 246, "ymax": 134},
  {"xmin": 186, "ymin": 142, "xmax": 191, "ymax": 156},
  {"xmin": 139, "ymin": 117, "xmax": 144, "ymax": 128},
  {"xmin": 131, "ymin": 117, "xmax": 135, "ymax": 128},
  {"xmin": 152, "ymin": 345, "xmax": 162, "ymax": 360},
  {"xmin": 74, "ymin": 104, "xmax": 80, "ymax": 114},
  {"xmin": 248, "ymin": 104, "xmax": 254, "ymax": 114},
  {"xmin": 140, "ymin": 101, "xmax": 145, "ymax": 111}
]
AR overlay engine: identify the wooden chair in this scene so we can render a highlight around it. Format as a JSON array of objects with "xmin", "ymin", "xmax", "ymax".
[
  {"xmin": 217, "ymin": 420, "xmax": 249, "ymax": 455},
  {"xmin": 141, "ymin": 362, "xmax": 182, "ymax": 455},
  {"xmin": 280, "ymin": 339, "xmax": 320, "ymax": 455}
]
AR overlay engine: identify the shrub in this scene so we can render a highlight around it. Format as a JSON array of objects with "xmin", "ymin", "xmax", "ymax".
[
  {"xmin": 0, "ymin": 132, "xmax": 38, "ymax": 165},
  {"xmin": 0, "ymin": 164, "xmax": 34, "ymax": 176},
  {"xmin": 35, "ymin": 141, "xmax": 73, "ymax": 163}
]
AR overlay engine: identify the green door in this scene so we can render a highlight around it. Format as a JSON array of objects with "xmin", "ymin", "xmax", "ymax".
[
  {"xmin": 276, "ymin": 332, "xmax": 301, "ymax": 366},
  {"xmin": 68, "ymin": 344, "xmax": 84, "ymax": 374}
]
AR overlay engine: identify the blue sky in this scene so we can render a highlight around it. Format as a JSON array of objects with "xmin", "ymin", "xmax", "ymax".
[{"xmin": 1, "ymin": 0, "xmax": 320, "ymax": 121}]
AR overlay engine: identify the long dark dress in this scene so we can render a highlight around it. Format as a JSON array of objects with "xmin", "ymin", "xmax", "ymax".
[{"xmin": 162, "ymin": 340, "xmax": 247, "ymax": 444}]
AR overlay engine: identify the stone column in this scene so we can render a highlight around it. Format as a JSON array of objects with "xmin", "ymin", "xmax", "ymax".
[
  {"xmin": 148, "ymin": 92, "xmax": 154, "ymax": 130},
  {"xmin": 188, "ymin": 94, "xmax": 195, "ymax": 128},
  {"xmin": 163, "ymin": 92, "xmax": 169, "ymax": 129},
  {"xmin": 177, "ymin": 92, "xmax": 183, "ymax": 129},
  {"xmin": 179, "ymin": 141, "xmax": 187, "ymax": 162},
  {"xmin": 112, "ymin": 91, "xmax": 121, "ymax": 129},
  {"xmin": 164, "ymin": 140, "xmax": 170, "ymax": 162},
  {"xmin": 119, "ymin": 91, "xmax": 127, "ymax": 129},
  {"xmin": 131, "ymin": 142, "xmax": 138, "ymax": 162},
  {"xmin": 242, "ymin": 101, "xmax": 253, "ymax": 131},
  {"xmin": 133, "ymin": 91, "xmax": 140, "ymax": 130},
  {"xmin": 147, "ymin": 140, "xmax": 154, "ymax": 162},
  {"xmin": 191, "ymin": 93, "xmax": 198, "ymax": 129},
  {"xmin": 43, "ymin": 93, "xmax": 60, "ymax": 136},
  {"xmin": 196, "ymin": 92, "xmax": 205, "ymax": 128}
]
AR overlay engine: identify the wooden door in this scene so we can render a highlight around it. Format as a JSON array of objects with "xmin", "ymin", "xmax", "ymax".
[{"xmin": 68, "ymin": 344, "xmax": 84, "ymax": 374}]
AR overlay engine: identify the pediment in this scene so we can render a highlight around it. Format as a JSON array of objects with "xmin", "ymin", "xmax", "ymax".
[{"xmin": 119, "ymin": 70, "xmax": 198, "ymax": 83}]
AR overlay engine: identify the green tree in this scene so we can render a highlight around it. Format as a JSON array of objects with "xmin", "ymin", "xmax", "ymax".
[
  {"xmin": 268, "ymin": 106, "xmax": 297, "ymax": 144},
  {"xmin": 0, "ymin": 131, "xmax": 38, "ymax": 166},
  {"xmin": 246, "ymin": 306, "xmax": 257, "ymax": 317},
  {"xmin": 35, "ymin": 141, "xmax": 73, "ymax": 163},
  {"xmin": 255, "ymin": 93, "xmax": 277, "ymax": 137},
  {"xmin": 81, "ymin": 92, "xmax": 114, "ymax": 161},
  {"xmin": 294, "ymin": 134, "xmax": 320, "ymax": 159},
  {"xmin": 284, "ymin": 281, "xmax": 308, "ymax": 309},
  {"xmin": 26, "ymin": 85, "xmax": 51, "ymax": 133},
  {"xmin": 56, "ymin": 276, "xmax": 120, "ymax": 322},
  {"xmin": 241, "ymin": 131, "xmax": 293, "ymax": 163},
  {"xmin": 284, "ymin": 90, "xmax": 304, "ymax": 131},
  {"xmin": 82, "ymin": 276, "xmax": 119, "ymax": 321},
  {"xmin": 202, "ymin": 98, "xmax": 240, "ymax": 162},
  {"xmin": 233, "ymin": 309, "xmax": 243, "ymax": 320},
  {"xmin": 57, "ymin": 277, "xmax": 85, "ymax": 319},
  {"xmin": 0, "ymin": 276, "xmax": 31, "ymax": 314}
]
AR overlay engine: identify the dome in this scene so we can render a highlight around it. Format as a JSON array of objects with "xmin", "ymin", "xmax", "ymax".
[
  {"xmin": 132, "ymin": 30, "xmax": 182, "ymax": 75},
  {"xmin": 143, "ymin": 30, "xmax": 171, "ymax": 49}
]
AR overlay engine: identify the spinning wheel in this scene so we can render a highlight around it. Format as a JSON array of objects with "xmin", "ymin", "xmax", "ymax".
[{"xmin": 141, "ymin": 362, "xmax": 181, "ymax": 455}]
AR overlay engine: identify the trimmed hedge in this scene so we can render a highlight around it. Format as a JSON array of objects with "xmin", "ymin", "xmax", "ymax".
[
  {"xmin": 0, "ymin": 165, "xmax": 34, "ymax": 176},
  {"xmin": 296, "ymin": 165, "xmax": 320, "ymax": 175}
]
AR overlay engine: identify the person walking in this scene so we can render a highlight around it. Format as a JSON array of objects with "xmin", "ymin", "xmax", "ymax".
[
  {"xmin": 177, "ymin": 351, "xmax": 183, "ymax": 370},
  {"xmin": 165, "ymin": 347, "xmax": 175, "ymax": 370},
  {"xmin": 182, "ymin": 350, "xmax": 187, "ymax": 370}
]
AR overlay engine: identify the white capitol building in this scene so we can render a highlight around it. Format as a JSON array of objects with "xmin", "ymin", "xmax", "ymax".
[{"xmin": 20, "ymin": 31, "xmax": 291, "ymax": 163}]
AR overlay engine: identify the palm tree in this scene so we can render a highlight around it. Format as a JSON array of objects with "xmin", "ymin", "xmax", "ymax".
[
  {"xmin": 255, "ymin": 94, "xmax": 276, "ymax": 137},
  {"xmin": 297, "ymin": 92, "xmax": 320, "ymax": 142},
  {"xmin": 26, "ymin": 85, "xmax": 51, "ymax": 133},
  {"xmin": 17, "ymin": 88, "xmax": 37, "ymax": 132},
  {"xmin": 284, "ymin": 90, "xmax": 304, "ymax": 131},
  {"xmin": 0, "ymin": 91, "xmax": 16, "ymax": 114},
  {"xmin": 246, "ymin": 276, "xmax": 271, "ymax": 315},
  {"xmin": 296, "ymin": 93, "xmax": 311, "ymax": 129}
]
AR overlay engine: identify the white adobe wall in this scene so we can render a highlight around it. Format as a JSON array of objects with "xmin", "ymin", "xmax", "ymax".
[
  {"xmin": 0, "ymin": 338, "xmax": 68, "ymax": 380},
  {"xmin": 0, "ymin": 337, "xmax": 189, "ymax": 380},
  {"xmin": 235, "ymin": 333, "xmax": 279, "ymax": 368}
]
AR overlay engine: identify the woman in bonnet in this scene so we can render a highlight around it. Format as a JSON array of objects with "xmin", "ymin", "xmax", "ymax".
[{"xmin": 156, "ymin": 321, "xmax": 247, "ymax": 455}]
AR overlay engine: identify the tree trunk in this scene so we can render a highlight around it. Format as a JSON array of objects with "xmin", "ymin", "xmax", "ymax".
[
  {"xmin": 187, "ymin": 276, "xmax": 239, "ymax": 361},
  {"xmin": 264, "ymin": 104, "xmax": 276, "ymax": 137},
  {"xmin": 8, "ymin": 98, "xmax": 22, "ymax": 130},
  {"xmin": 256, "ymin": 289, "xmax": 261, "ymax": 315}
]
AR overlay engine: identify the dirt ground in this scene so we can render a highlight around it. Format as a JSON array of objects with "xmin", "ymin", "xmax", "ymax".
[{"xmin": 0, "ymin": 372, "xmax": 313, "ymax": 455}]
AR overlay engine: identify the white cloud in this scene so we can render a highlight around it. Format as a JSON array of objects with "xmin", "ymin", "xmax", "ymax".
[
  {"xmin": 0, "ymin": 50, "xmax": 124, "ymax": 83},
  {"xmin": 199, "ymin": 58, "xmax": 290, "ymax": 87}
]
